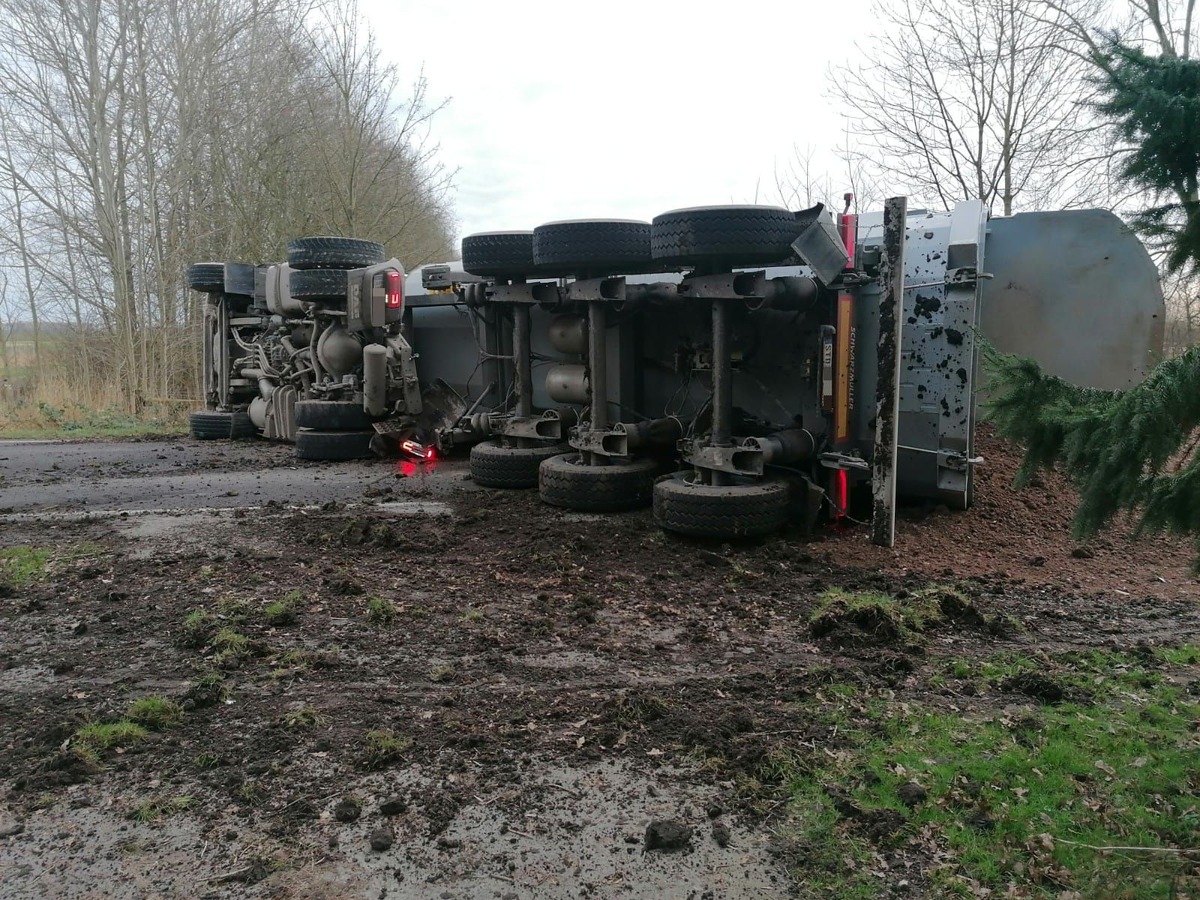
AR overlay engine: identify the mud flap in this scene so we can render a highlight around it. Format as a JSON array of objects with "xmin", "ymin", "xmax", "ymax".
[{"xmin": 871, "ymin": 197, "xmax": 907, "ymax": 547}]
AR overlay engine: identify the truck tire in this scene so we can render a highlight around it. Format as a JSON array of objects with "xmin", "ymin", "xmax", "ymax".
[
  {"xmin": 538, "ymin": 453, "xmax": 659, "ymax": 511},
  {"xmin": 651, "ymin": 205, "xmax": 801, "ymax": 269},
  {"xmin": 289, "ymin": 268, "xmax": 347, "ymax": 300},
  {"xmin": 469, "ymin": 440, "xmax": 565, "ymax": 488},
  {"xmin": 294, "ymin": 428, "xmax": 375, "ymax": 460},
  {"xmin": 188, "ymin": 263, "xmax": 225, "ymax": 293},
  {"xmin": 190, "ymin": 409, "xmax": 256, "ymax": 440},
  {"xmin": 286, "ymin": 236, "xmax": 385, "ymax": 270},
  {"xmin": 532, "ymin": 219, "xmax": 653, "ymax": 276},
  {"xmin": 653, "ymin": 471, "xmax": 789, "ymax": 539},
  {"xmin": 461, "ymin": 231, "xmax": 535, "ymax": 278},
  {"xmin": 294, "ymin": 400, "xmax": 374, "ymax": 430}
]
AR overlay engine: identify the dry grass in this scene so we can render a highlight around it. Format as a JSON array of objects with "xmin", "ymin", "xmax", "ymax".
[{"xmin": 1, "ymin": 331, "xmax": 195, "ymax": 437}]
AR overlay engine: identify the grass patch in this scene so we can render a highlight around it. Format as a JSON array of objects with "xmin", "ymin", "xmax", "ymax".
[
  {"xmin": 777, "ymin": 653, "xmax": 1200, "ymax": 898},
  {"xmin": 184, "ymin": 672, "xmax": 228, "ymax": 708},
  {"xmin": 427, "ymin": 664, "xmax": 455, "ymax": 684},
  {"xmin": 215, "ymin": 595, "xmax": 252, "ymax": 624},
  {"xmin": 236, "ymin": 782, "xmax": 264, "ymax": 805},
  {"xmin": 126, "ymin": 696, "xmax": 184, "ymax": 729},
  {"xmin": 263, "ymin": 594, "xmax": 300, "ymax": 626},
  {"xmin": 278, "ymin": 648, "xmax": 316, "ymax": 667},
  {"xmin": 461, "ymin": 607, "xmax": 485, "ymax": 623},
  {"xmin": 1158, "ymin": 644, "xmax": 1200, "ymax": 666},
  {"xmin": 0, "ymin": 546, "xmax": 51, "ymax": 587},
  {"xmin": 178, "ymin": 607, "xmax": 216, "ymax": 648},
  {"xmin": 0, "ymin": 401, "xmax": 184, "ymax": 440},
  {"xmin": 362, "ymin": 728, "xmax": 411, "ymax": 770},
  {"xmin": 193, "ymin": 753, "xmax": 222, "ymax": 769},
  {"xmin": 812, "ymin": 587, "xmax": 943, "ymax": 631},
  {"xmin": 280, "ymin": 706, "xmax": 327, "ymax": 730},
  {"xmin": 366, "ymin": 596, "xmax": 396, "ymax": 625},
  {"xmin": 211, "ymin": 627, "xmax": 252, "ymax": 667},
  {"xmin": 74, "ymin": 720, "xmax": 148, "ymax": 753},
  {"xmin": 270, "ymin": 647, "xmax": 340, "ymax": 679},
  {"xmin": 130, "ymin": 795, "xmax": 195, "ymax": 823}
]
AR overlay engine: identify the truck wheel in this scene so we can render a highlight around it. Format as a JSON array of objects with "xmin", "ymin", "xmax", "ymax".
[
  {"xmin": 190, "ymin": 410, "xmax": 256, "ymax": 440},
  {"xmin": 286, "ymin": 236, "xmax": 385, "ymax": 270},
  {"xmin": 532, "ymin": 219, "xmax": 653, "ymax": 276},
  {"xmin": 289, "ymin": 268, "xmax": 347, "ymax": 300},
  {"xmin": 187, "ymin": 263, "xmax": 225, "ymax": 293},
  {"xmin": 294, "ymin": 400, "xmax": 374, "ymax": 430},
  {"xmin": 294, "ymin": 428, "xmax": 375, "ymax": 461},
  {"xmin": 469, "ymin": 440, "xmax": 565, "ymax": 489},
  {"xmin": 651, "ymin": 205, "xmax": 801, "ymax": 269},
  {"xmin": 538, "ymin": 453, "xmax": 659, "ymax": 511},
  {"xmin": 653, "ymin": 471, "xmax": 789, "ymax": 539},
  {"xmin": 461, "ymin": 231, "xmax": 535, "ymax": 279}
]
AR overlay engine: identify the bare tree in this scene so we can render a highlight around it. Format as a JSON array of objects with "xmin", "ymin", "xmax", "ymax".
[
  {"xmin": 0, "ymin": 0, "xmax": 457, "ymax": 413},
  {"xmin": 292, "ymin": 2, "xmax": 456, "ymax": 264},
  {"xmin": 774, "ymin": 139, "xmax": 885, "ymax": 215},
  {"xmin": 830, "ymin": 0, "xmax": 1107, "ymax": 216}
]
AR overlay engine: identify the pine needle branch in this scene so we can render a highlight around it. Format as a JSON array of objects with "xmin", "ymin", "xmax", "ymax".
[{"xmin": 982, "ymin": 339, "xmax": 1200, "ymax": 550}]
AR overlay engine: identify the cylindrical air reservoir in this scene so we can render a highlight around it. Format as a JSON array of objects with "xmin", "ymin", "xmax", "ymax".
[
  {"xmin": 548, "ymin": 316, "xmax": 588, "ymax": 355},
  {"xmin": 546, "ymin": 364, "xmax": 590, "ymax": 404},
  {"xmin": 363, "ymin": 344, "xmax": 388, "ymax": 417}
]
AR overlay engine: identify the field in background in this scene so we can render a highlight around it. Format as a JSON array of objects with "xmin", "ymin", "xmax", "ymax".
[{"xmin": 1, "ymin": 326, "xmax": 194, "ymax": 438}]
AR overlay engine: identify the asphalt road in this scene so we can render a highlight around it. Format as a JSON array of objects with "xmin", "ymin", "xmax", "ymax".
[{"xmin": 0, "ymin": 438, "xmax": 464, "ymax": 514}]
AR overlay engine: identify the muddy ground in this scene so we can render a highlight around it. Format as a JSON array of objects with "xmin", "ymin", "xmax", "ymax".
[{"xmin": 1, "ymin": 429, "xmax": 1198, "ymax": 898}]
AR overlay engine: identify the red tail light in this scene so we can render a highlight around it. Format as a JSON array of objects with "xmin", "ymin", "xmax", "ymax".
[
  {"xmin": 836, "ymin": 469, "xmax": 849, "ymax": 522},
  {"xmin": 385, "ymin": 270, "xmax": 403, "ymax": 309}
]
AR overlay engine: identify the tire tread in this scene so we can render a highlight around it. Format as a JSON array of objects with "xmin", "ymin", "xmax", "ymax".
[
  {"xmin": 538, "ymin": 453, "xmax": 658, "ymax": 511},
  {"xmin": 287, "ymin": 237, "xmax": 385, "ymax": 270},
  {"xmin": 653, "ymin": 473, "xmax": 789, "ymax": 538}
]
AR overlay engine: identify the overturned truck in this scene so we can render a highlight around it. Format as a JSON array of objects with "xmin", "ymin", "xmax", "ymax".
[{"xmin": 190, "ymin": 199, "xmax": 1163, "ymax": 542}]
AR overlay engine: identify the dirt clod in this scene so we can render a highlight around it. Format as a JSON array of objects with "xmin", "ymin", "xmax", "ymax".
[
  {"xmin": 897, "ymin": 782, "xmax": 927, "ymax": 807},
  {"xmin": 809, "ymin": 600, "xmax": 902, "ymax": 647},
  {"xmin": 965, "ymin": 809, "xmax": 995, "ymax": 831},
  {"xmin": 1001, "ymin": 673, "xmax": 1071, "ymax": 705},
  {"xmin": 644, "ymin": 820, "xmax": 692, "ymax": 852},
  {"xmin": 333, "ymin": 797, "xmax": 361, "ymax": 822},
  {"xmin": 369, "ymin": 827, "xmax": 394, "ymax": 851},
  {"xmin": 711, "ymin": 821, "xmax": 730, "ymax": 848},
  {"xmin": 379, "ymin": 796, "xmax": 407, "ymax": 816},
  {"xmin": 0, "ymin": 818, "xmax": 25, "ymax": 838}
]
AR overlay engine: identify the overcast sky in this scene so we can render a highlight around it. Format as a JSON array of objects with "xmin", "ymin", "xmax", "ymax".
[{"xmin": 362, "ymin": 0, "xmax": 877, "ymax": 245}]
